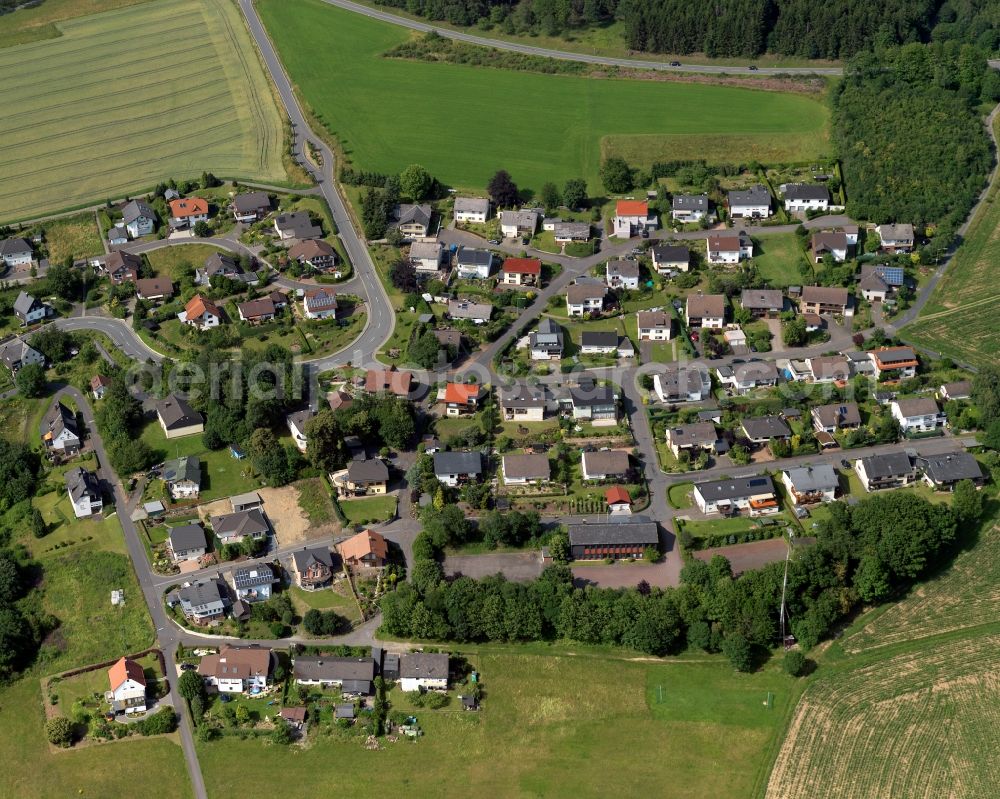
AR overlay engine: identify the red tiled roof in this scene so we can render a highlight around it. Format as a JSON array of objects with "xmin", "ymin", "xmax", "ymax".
[
  {"xmin": 365, "ymin": 367, "xmax": 412, "ymax": 397},
  {"xmin": 605, "ymin": 486, "xmax": 631, "ymax": 506},
  {"xmin": 443, "ymin": 383, "xmax": 480, "ymax": 404},
  {"xmin": 108, "ymin": 656, "xmax": 146, "ymax": 691},
  {"xmin": 339, "ymin": 529, "xmax": 388, "ymax": 563},
  {"xmin": 616, "ymin": 200, "xmax": 648, "ymax": 217},
  {"xmin": 502, "ymin": 258, "xmax": 541, "ymax": 275},
  {"xmin": 169, "ymin": 198, "xmax": 208, "ymax": 218},
  {"xmin": 185, "ymin": 294, "xmax": 220, "ymax": 320}
]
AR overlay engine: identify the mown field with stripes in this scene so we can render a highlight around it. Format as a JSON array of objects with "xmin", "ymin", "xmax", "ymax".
[{"xmin": 0, "ymin": 0, "xmax": 287, "ymax": 222}]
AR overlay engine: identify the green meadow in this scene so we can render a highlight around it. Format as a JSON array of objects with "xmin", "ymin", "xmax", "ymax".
[{"xmin": 258, "ymin": 0, "xmax": 831, "ymax": 193}]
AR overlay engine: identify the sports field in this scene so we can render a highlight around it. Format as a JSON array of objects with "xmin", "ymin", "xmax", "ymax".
[
  {"xmin": 258, "ymin": 0, "xmax": 831, "ymax": 193},
  {"xmin": 0, "ymin": 0, "xmax": 287, "ymax": 222}
]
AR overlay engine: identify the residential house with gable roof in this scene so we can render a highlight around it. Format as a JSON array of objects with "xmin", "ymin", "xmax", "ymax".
[
  {"xmin": 198, "ymin": 646, "xmax": 272, "ymax": 693},
  {"xmin": 121, "ymin": 199, "xmax": 157, "ymax": 238},
  {"xmin": 107, "ymin": 657, "xmax": 147, "ymax": 715}
]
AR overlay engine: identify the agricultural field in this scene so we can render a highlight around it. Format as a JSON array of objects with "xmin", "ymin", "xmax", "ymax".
[
  {"xmin": 258, "ymin": 0, "xmax": 831, "ymax": 193},
  {"xmin": 765, "ymin": 632, "xmax": 1000, "ymax": 799},
  {"xmin": 0, "ymin": 0, "xmax": 287, "ymax": 222},
  {"xmin": 199, "ymin": 646, "xmax": 800, "ymax": 798}
]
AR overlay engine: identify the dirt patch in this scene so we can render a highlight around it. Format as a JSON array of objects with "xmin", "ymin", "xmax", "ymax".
[
  {"xmin": 197, "ymin": 486, "xmax": 340, "ymax": 548},
  {"xmin": 693, "ymin": 538, "xmax": 789, "ymax": 575},
  {"xmin": 572, "ymin": 560, "xmax": 674, "ymax": 589},
  {"xmin": 444, "ymin": 552, "xmax": 542, "ymax": 582}
]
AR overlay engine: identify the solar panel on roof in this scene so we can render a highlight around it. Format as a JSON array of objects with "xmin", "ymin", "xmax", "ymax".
[{"xmin": 749, "ymin": 478, "xmax": 769, "ymax": 487}]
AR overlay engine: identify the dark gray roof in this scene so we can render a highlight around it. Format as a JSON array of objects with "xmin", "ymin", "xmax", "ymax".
[
  {"xmin": 784, "ymin": 184, "xmax": 831, "ymax": 202},
  {"xmin": 43, "ymin": 401, "xmax": 78, "ymax": 440},
  {"xmin": 858, "ymin": 451, "xmax": 914, "ymax": 478},
  {"xmin": 812, "ymin": 402, "xmax": 862, "ymax": 428},
  {"xmin": 433, "ymin": 451, "xmax": 482, "ymax": 476},
  {"xmin": 162, "ymin": 456, "xmax": 200, "ymax": 485},
  {"xmin": 178, "ymin": 578, "xmax": 228, "ymax": 609},
  {"xmin": 581, "ymin": 331, "xmax": 618, "ymax": 348},
  {"xmin": 274, "ymin": 211, "xmax": 321, "ymax": 239},
  {"xmin": 122, "ymin": 199, "xmax": 156, "ymax": 224},
  {"xmin": 231, "ymin": 563, "xmax": 275, "ymax": 589},
  {"xmin": 455, "ymin": 247, "xmax": 493, "ymax": 267},
  {"xmin": 502, "ymin": 453, "xmax": 550, "ymax": 480},
  {"xmin": 740, "ymin": 289, "xmax": 784, "ymax": 311},
  {"xmin": 0, "ymin": 337, "xmax": 41, "ymax": 369},
  {"xmin": 291, "ymin": 547, "xmax": 334, "ymax": 573},
  {"xmin": 784, "ymin": 465, "xmax": 838, "ymax": 492},
  {"xmin": 65, "ymin": 467, "xmax": 100, "ymax": 503},
  {"xmin": 293, "ymin": 656, "xmax": 375, "ymax": 683},
  {"xmin": 672, "ymin": 194, "xmax": 708, "ymax": 211},
  {"xmin": 232, "ymin": 191, "xmax": 270, "ymax": 213},
  {"xmin": 14, "ymin": 291, "xmax": 43, "ymax": 316},
  {"xmin": 876, "ymin": 346, "xmax": 918, "ymax": 365},
  {"xmin": 400, "ymin": 652, "xmax": 449, "ymax": 680},
  {"xmin": 335, "ymin": 704, "xmax": 356, "ymax": 719},
  {"xmin": 0, "ymin": 237, "xmax": 32, "ymax": 256},
  {"xmin": 203, "ymin": 252, "xmax": 243, "ymax": 277},
  {"xmin": 695, "ymin": 475, "xmax": 775, "ymax": 502},
  {"xmin": 568, "ymin": 521, "xmax": 659, "ymax": 547},
  {"xmin": 606, "ymin": 259, "xmax": 640, "ymax": 278},
  {"xmin": 500, "ymin": 383, "xmax": 547, "ymax": 409},
  {"xmin": 156, "ymin": 395, "xmax": 202, "ymax": 430},
  {"xmin": 568, "ymin": 381, "xmax": 616, "ymax": 407},
  {"xmin": 667, "ymin": 422, "xmax": 717, "ymax": 447},
  {"xmin": 920, "ymin": 452, "xmax": 982, "ymax": 484},
  {"xmin": 210, "ymin": 509, "xmax": 269, "ymax": 538},
  {"xmin": 168, "ymin": 523, "xmax": 207, "ymax": 551},
  {"xmin": 741, "ymin": 415, "xmax": 792, "ymax": 440},
  {"xmin": 395, "ymin": 203, "xmax": 432, "ymax": 228},
  {"xmin": 728, "ymin": 185, "xmax": 770, "ymax": 207},
  {"xmin": 347, "ymin": 458, "xmax": 389, "ymax": 483},
  {"xmin": 651, "ymin": 245, "xmax": 689, "ymax": 263}
]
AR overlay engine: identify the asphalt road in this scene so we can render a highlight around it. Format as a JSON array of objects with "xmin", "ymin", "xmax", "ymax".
[{"xmin": 319, "ymin": 0, "xmax": 844, "ymax": 76}]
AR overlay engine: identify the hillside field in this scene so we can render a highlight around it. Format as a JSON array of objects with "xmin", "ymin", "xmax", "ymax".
[
  {"xmin": 0, "ymin": 0, "xmax": 287, "ymax": 222},
  {"xmin": 258, "ymin": 0, "xmax": 831, "ymax": 194}
]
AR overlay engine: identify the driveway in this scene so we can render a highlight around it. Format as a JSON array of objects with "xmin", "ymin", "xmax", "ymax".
[{"xmin": 443, "ymin": 551, "xmax": 543, "ymax": 582}]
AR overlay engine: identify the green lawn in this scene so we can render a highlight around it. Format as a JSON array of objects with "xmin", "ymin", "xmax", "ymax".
[
  {"xmin": 258, "ymin": 0, "xmax": 831, "ymax": 193},
  {"xmin": 338, "ymin": 495, "xmax": 397, "ymax": 526},
  {"xmin": 682, "ymin": 514, "xmax": 791, "ymax": 539},
  {"xmin": 668, "ymin": 482, "xmax": 693, "ymax": 509},
  {"xmin": 289, "ymin": 584, "xmax": 361, "ymax": 623},
  {"xmin": 146, "ymin": 243, "xmax": 228, "ymax": 283},
  {"xmin": 0, "ymin": 0, "xmax": 288, "ymax": 222},
  {"xmin": 198, "ymin": 645, "xmax": 801, "ymax": 798},
  {"xmin": 751, "ymin": 232, "xmax": 808, "ymax": 287}
]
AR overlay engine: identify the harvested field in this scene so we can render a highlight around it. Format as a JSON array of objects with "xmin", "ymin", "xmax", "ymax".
[
  {"xmin": 766, "ymin": 632, "xmax": 1000, "ymax": 799},
  {"xmin": 842, "ymin": 523, "xmax": 1000, "ymax": 654},
  {"xmin": 0, "ymin": 0, "xmax": 286, "ymax": 221}
]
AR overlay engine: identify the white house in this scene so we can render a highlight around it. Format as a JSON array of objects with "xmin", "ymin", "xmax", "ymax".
[
  {"xmin": 179, "ymin": 295, "xmax": 222, "ymax": 329},
  {"xmin": 529, "ymin": 317, "xmax": 563, "ymax": 360},
  {"xmin": 782, "ymin": 184, "xmax": 830, "ymax": 213},
  {"xmin": 499, "ymin": 209, "xmax": 539, "ymax": 239},
  {"xmin": 715, "ymin": 361, "xmax": 779, "ymax": 395},
  {"xmin": 162, "ymin": 456, "xmax": 201, "ymax": 499},
  {"xmin": 686, "ymin": 294, "xmax": 726, "ymax": 328},
  {"xmin": 606, "ymin": 259, "xmax": 640, "ymax": 290},
  {"xmin": 454, "ymin": 197, "xmax": 490, "ymax": 223},
  {"xmin": 168, "ymin": 197, "xmax": 209, "ymax": 230},
  {"xmin": 303, "ymin": 289, "xmax": 338, "ymax": 320},
  {"xmin": 811, "ymin": 231, "xmax": 849, "ymax": 263},
  {"xmin": 499, "ymin": 257, "xmax": 541, "ymax": 286},
  {"xmin": 651, "ymin": 245, "xmax": 690, "ymax": 273},
  {"xmin": 501, "ymin": 453, "xmax": 550, "ymax": 485},
  {"xmin": 167, "ymin": 523, "xmax": 207, "ymax": 562},
  {"xmin": 581, "ymin": 450, "xmax": 630, "ymax": 481},
  {"xmin": 13, "ymin": 291, "xmax": 49, "ymax": 326},
  {"xmin": 121, "ymin": 199, "xmax": 156, "ymax": 238},
  {"xmin": 66, "ymin": 467, "xmax": 102, "ymax": 518},
  {"xmin": 287, "ymin": 409, "xmax": 315, "ymax": 453},
  {"xmin": 292, "ymin": 656, "xmax": 375, "ymax": 694},
  {"xmin": 876, "ymin": 223, "xmax": 915, "ymax": 254},
  {"xmin": 409, "ymin": 240, "xmax": 443, "ymax": 272},
  {"xmin": 891, "ymin": 398, "xmax": 944, "ymax": 434},
  {"xmin": 693, "ymin": 475, "xmax": 779, "ymax": 516},
  {"xmin": 566, "ymin": 282, "xmax": 606, "ymax": 316},
  {"xmin": 782, "ymin": 465, "xmax": 838, "ymax": 505},
  {"xmin": 665, "ymin": 422, "xmax": 717, "ymax": 459},
  {"xmin": 500, "ymin": 384, "xmax": 547, "ymax": 422},
  {"xmin": 854, "ymin": 451, "xmax": 917, "ymax": 491},
  {"xmin": 612, "ymin": 200, "xmax": 656, "ymax": 238},
  {"xmin": 230, "ymin": 563, "xmax": 276, "ymax": 603},
  {"xmin": 399, "ymin": 653, "xmax": 449, "ymax": 692},
  {"xmin": 433, "ymin": 451, "xmax": 482, "ymax": 487},
  {"xmin": 107, "ymin": 657, "xmax": 147, "ymax": 716},
  {"xmin": 0, "ymin": 237, "xmax": 33, "ymax": 268},
  {"xmin": 727, "ymin": 185, "xmax": 771, "ymax": 219},
  {"xmin": 455, "ymin": 247, "xmax": 494, "ymax": 279},
  {"xmin": 653, "ymin": 365, "xmax": 712, "ymax": 403},
  {"xmin": 637, "ymin": 310, "xmax": 672, "ymax": 341},
  {"xmin": 706, "ymin": 230, "xmax": 753, "ymax": 264},
  {"xmin": 198, "ymin": 646, "xmax": 272, "ymax": 694},
  {"xmin": 41, "ymin": 401, "xmax": 80, "ymax": 455},
  {"xmin": 0, "ymin": 336, "xmax": 44, "ymax": 373},
  {"xmin": 671, "ymin": 194, "xmax": 710, "ymax": 223}
]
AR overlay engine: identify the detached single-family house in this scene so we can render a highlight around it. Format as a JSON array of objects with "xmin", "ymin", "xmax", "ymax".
[
  {"xmin": 499, "ymin": 257, "xmax": 541, "ymax": 286},
  {"xmin": 14, "ymin": 291, "xmax": 49, "ymax": 325},
  {"xmin": 566, "ymin": 282, "xmax": 607, "ymax": 316},
  {"xmin": 104, "ymin": 250, "xmax": 143, "ymax": 284},
  {"xmin": 783, "ymin": 184, "xmax": 830, "ymax": 213},
  {"xmin": 666, "ymin": 422, "xmax": 717, "ymax": 459},
  {"xmin": 66, "ymin": 466, "xmax": 102, "ymax": 518},
  {"xmin": 176, "ymin": 578, "xmax": 229, "ymax": 624},
  {"xmin": 693, "ymin": 475, "xmax": 779, "ymax": 516},
  {"xmin": 156, "ymin": 395, "xmax": 203, "ymax": 438},
  {"xmin": 341, "ymin": 458, "xmax": 389, "ymax": 496},
  {"xmin": 580, "ymin": 330, "xmax": 619, "ymax": 355},
  {"xmin": 653, "ymin": 364, "xmax": 712, "ymax": 403},
  {"xmin": 453, "ymin": 197, "xmax": 490, "ymax": 223},
  {"xmin": 230, "ymin": 563, "xmax": 276, "ymax": 602},
  {"xmin": 198, "ymin": 252, "xmax": 256, "ymax": 285},
  {"xmin": 433, "ymin": 451, "xmax": 482, "ymax": 486},
  {"xmin": 393, "ymin": 204, "xmax": 433, "ymax": 239},
  {"xmin": 919, "ymin": 452, "xmax": 984, "ymax": 491},
  {"xmin": 686, "ymin": 294, "xmax": 726, "ymax": 328},
  {"xmin": 90, "ymin": 374, "xmax": 112, "ymax": 400},
  {"xmin": 107, "ymin": 224, "xmax": 129, "ymax": 246},
  {"xmin": 502, "ymin": 453, "xmax": 550, "ymax": 485},
  {"xmin": 290, "ymin": 547, "xmax": 335, "ymax": 590},
  {"xmin": 939, "ymin": 381, "xmax": 972, "ymax": 402},
  {"xmin": 399, "ymin": 653, "xmax": 449, "ymax": 692},
  {"xmin": 637, "ymin": 310, "xmax": 672, "ymax": 341},
  {"xmin": 740, "ymin": 289, "xmax": 784, "ymax": 318},
  {"xmin": 198, "ymin": 646, "xmax": 272, "ymax": 694},
  {"xmin": 162, "ymin": 456, "xmax": 201, "ymax": 499},
  {"xmin": 606, "ymin": 259, "xmax": 640, "ymax": 290},
  {"xmin": 500, "ymin": 383, "xmax": 547, "ymax": 422},
  {"xmin": 553, "ymin": 222, "xmax": 590, "ymax": 242},
  {"xmin": 303, "ymin": 289, "xmax": 339, "ymax": 320},
  {"xmin": 568, "ymin": 521, "xmax": 658, "ymax": 561},
  {"xmin": 286, "ymin": 409, "xmax": 315, "ymax": 453},
  {"xmin": 581, "ymin": 450, "xmax": 630, "ymax": 481},
  {"xmin": 728, "ymin": 185, "xmax": 771, "ymax": 218},
  {"xmin": 289, "ymin": 239, "xmax": 338, "ymax": 271},
  {"xmin": 121, "ymin": 199, "xmax": 157, "ymax": 238},
  {"xmin": 782, "ymin": 464, "xmax": 839, "ymax": 504},
  {"xmin": 167, "ymin": 523, "xmax": 207, "ymax": 562},
  {"xmin": 210, "ymin": 508, "xmax": 269, "ymax": 545},
  {"xmin": 811, "ymin": 231, "xmax": 849, "ymax": 263},
  {"xmin": 612, "ymin": 200, "xmax": 656, "ymax": 238},
  {"xmin": 179, "ymin": 295, "xmax": 222, "ymax": 329},
  {"xmin": 855, "ymin": 451, "xmax": 916, "ymax": 491},
  {"xmin": 108, "ymin": 657, "xmax": 147, "ymax": 715},
  {"xmin": 438, "ymin": 382, "xmax": 483, "ymax": 416},
  {"xmin": 42, "ymin": 401, "xmax": 80, "ymax": 455},
  {"xmin": 740, "ymin": 415, "xmax": 792, "ymax": 444},
  {"xmin": 568, "ymin": 380, "xmax": 618, "ymax": 422},
  {"xmin": 455, "ymin": 248, "xmax": 494, "ymax": 280},
  {"xmin": 0, "ymin": 337, "xmax": 44, "ymax": 373},
  {"xmin": 273, "ymin": 211, "xmax": 321, "ymax": 241},
  {"xmin": 448, "ymin": 298, "xmax": 492, "ymax": 324},
  {"xmin": 135, "ymin": 277, "xmax": 174, "ymax": 302},
  {"xmin": 168, "ymin": 197, "xmax": 209, "ymax": 229},
  {"xmin": 715, "ymin": 361, "xmax": 779, "ymax": 395},
  {"xmin": 364, "ymin": 366, "xmax": 413, "ymax": 397},
  {"xmin": 812, "ymin": 402, "xmax": 862, "ymax": 433},
  {"xmin": 231, "ymin": 191, "xmax": 271, "ymax": 222},
  {"xmin": 651, "ymin": 245, "xmax": 690, "ymax": 274},
  {"xmin": 876, "ymin": 223, "xmax": 915, "ymax": 254},
  {"xmin": 0, "ymin": 237, "xmax": 33, "ymax": 267},
  {"xmin": 529, "ymin": 317, "xmax": 564, "ymax": 360},
  {"xmin": 237, "ymin": 297, "xmax": 276, "ymax": 324},
  {"xmin": 409, "ymin": 240, "xmax": 443, "ymax": 272},
  {"xmin": 340, "ymin": 529, "xmax": 389, "ymax": 568},
  {"xmin": 845, "ymin": 350, "xmax": 876, "ymax": 377},
  {"xmin": 706, "ymin": 230, "xmax": 753, "ymax": 264},
  {"xmin": 870, "ymin": 347, "xmax": 919, "ymax": 380},
  {"xmin": 292, "ymin": 656, "xmax": 375, "ymax": 695},
  {"xmin": 499, "ymin": 209, "xmax": 538, "ymax": 239},
  {"xmin": 800, "ymin": 286, "xmax": 850, "ymax": 316},
  {"xmin": 891, "ymin": 398, "xmax": 944, "ymax": 434},
  {"xmin": 807, "ymin": 355, "xmax": 851, "ymax": 384},
  {"xmin": 859, "ymin": 270, "xmax": 890, "ymax": 302},
  {"xmin": 606, "ymin": 486, "xmax": 633, "ymax": 516},
  {"xmin": 672, "ymin": 194, "xmax": 711, "ymax": 223}
]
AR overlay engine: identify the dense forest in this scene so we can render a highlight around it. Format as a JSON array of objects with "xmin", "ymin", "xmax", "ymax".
[
  {"xmin": 374, "ymin": 0, "xmax": 1000, "ymax": 58},
  {"xmin": 833, "ymin": 42, "xmax": 999, "ymax": 235}
]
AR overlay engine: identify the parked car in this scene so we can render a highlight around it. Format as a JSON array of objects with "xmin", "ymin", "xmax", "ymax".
[
  {"xmin": 748, "ymin": 65, "xmax": 759, "ymax": 71},
  {"xmin": 488, "ymin": 239, "xmax": 500, "ymax": 245},
  {"xmin": 180, "ymin": 663, "xmax": 196, "ymax": 671},
  {"xmin": 670, "ymin": 61, "xmax": 681, "ymax": 67},
  {"xmin": 841, "ymin": 459, "xmax": 850, "ymax": 468}
]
